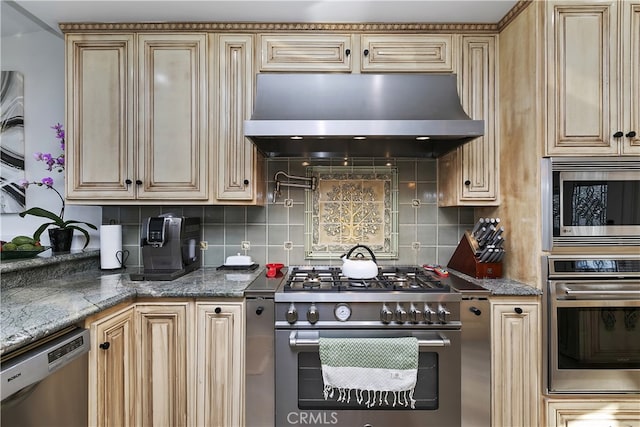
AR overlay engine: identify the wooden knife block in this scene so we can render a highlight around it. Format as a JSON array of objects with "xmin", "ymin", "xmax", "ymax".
[{"xmin": 447, "ymin": 231, "xmax": 502, "ymax": 279}]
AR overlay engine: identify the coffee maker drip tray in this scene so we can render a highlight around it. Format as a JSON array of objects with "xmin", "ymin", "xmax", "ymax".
[{"xmin": 129, "ymin": 262, "xmax": 201, "ymax": 281}]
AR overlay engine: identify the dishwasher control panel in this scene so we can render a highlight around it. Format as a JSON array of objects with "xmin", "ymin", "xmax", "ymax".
[{"xmin": 1, "ymin": 327, "xmax": 90, "ymax": 401}]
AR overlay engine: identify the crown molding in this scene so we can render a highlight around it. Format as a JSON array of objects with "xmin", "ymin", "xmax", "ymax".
[
  {"xmin": 59, "ymin": 21, "xmax": 500, "ymax": 34},
  {"xmin": 497, "ymin": 0, "xmax": 533, "ymax": 31}
]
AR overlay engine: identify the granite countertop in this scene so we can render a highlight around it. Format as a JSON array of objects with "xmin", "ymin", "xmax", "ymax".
[
  {"xmin": 449, "ymin": 269, "xmax": 542, "ymax": 296},
  {"xmin": 1, "ymin": 264, "xmax": 264, "ymax": 356},
  {"xmin": 1, "ymin": 252, "xmax": 541, "ymax": 357}
]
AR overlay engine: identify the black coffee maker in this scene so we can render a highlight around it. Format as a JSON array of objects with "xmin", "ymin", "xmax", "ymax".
[{"xmin": 130, "ymin": 214, "xmax": 201, "ymax": 281}]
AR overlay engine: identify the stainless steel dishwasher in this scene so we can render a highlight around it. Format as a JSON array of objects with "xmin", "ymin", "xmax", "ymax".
[
  {"xmin": 244, "ymin": 268, "xmax": 287, "ymax": 427},
  {"xmin": 1, "ymin": 326, "xmax": 90, "ymax": 427},
  {"xmin": 461, "ymin": 294, "xmax": 491, "ymax": 427}
]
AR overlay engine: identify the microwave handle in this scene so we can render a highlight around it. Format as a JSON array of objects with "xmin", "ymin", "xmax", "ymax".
[{"xmin": 288, "ymin": 331, "xmax": 451, "ymax": 350}]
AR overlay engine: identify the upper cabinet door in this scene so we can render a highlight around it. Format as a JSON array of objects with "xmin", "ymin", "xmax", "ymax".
[
  {"xmin": 360, "ymin": 34, "xmax": 456, "ymax": 72},
  {"xmin": 622, "ymin": 1, "xmax": 640, "ymax": 154},
  {"xmin": 437, "ymin": 36, "xmax": 498, "ymax": 207},
  {"xmin": 215, "ymin": 34, "xmax": 261, "ymax": 202},
  {"xmin": 259, "ymin": 34, "xmax": 353, "ymax": 72},
  {"xmin": 137, "ymin": 34, "xmax": 209, "ymax": 200},
  {"xmin": 545, "ymin": 1, "xmax": 621, "ymax": 155},
  {"xmin": 65, "ymin": 34, "xmax": 135, "ymax": 200}
]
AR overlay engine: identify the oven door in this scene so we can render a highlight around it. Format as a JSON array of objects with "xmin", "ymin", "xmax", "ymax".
[
  {"xmin": 548, "ymin": 280, "xmax": 640, "ymax": 393},
  {"xmin": 275, "ymin": 329, "xmax": 461, "ymax": 427}
]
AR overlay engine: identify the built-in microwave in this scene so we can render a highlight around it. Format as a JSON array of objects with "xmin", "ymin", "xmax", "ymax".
[{"xmin": 542, "ymin": 157, "xmax": 640, "ymax": 250}]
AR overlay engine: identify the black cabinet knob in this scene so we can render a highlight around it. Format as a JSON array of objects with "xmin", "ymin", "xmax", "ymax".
[
  {"xmin": 215, "ymin": 307, "xmax": 222, "ymax": 314},
  {"xmin": 345, "ymin": 49, "xmax": 351, "ymax": 56},
  {"xmin": 243, "ymin": 179, "xmax": 249, "ymax": 186},
  {"xmin": 626, "ymin": 131, "xmax": 637, "ymax": 138},
  {"xmin": 514, "ymin": 307, "xmax": 523, "ymax": 314},
  {"xmin": 256, "ymin": 306, "xmax": 264, "ymax": 315},
  {"xmin": 469, "ymin": 306, "xmax": 482, "ymax": 316},
  {"xmin": 363, "ymin": 49, "xmax": 369, "ymax": 57},
  {"xmin": 135, "ymin": 180, "xmax": 143, "ymax": 185},
  {"xmin": 99, "ymin": 342, "xmax": 110, "ymax": 350},
  {"xmin": 464, "ymin": 180, "xmax": 471, "ymax": 186},
  {"xmin": 613, "ymin": 131, "xmax": 624, "ymax": 138},
  {"xmin": 125, "ymin": 179, "xmax": 132, "ymax": 185}
]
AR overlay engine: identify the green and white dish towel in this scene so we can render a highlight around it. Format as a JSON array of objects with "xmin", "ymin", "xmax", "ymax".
[{"xmin": 318, "ymin": 337, "xmax": 418, "ymax": 409}]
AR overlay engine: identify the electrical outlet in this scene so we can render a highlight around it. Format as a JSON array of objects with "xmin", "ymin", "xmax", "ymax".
[
  {"xmin": 284, "ymin": 198, "xmax": 294, "ymax": 207},
  {"xmin": 412, "ymin": 242, "xmax": 421, "ymax": 250},
  {"xmin": 241, "ymin": 241, "xmax": 251, "ymax": 250},
  {"xmin": 200, "ymin": 241, "xmax": 208, "ymax": 250},
  {"xmin": 284, "ymin": 241, "xmax": 293, "ymax": 250}
]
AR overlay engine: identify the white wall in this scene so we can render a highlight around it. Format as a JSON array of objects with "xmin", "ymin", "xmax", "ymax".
[{"xmin": 1, "ymin": 23, "xmax": 101, "ymax": 249}]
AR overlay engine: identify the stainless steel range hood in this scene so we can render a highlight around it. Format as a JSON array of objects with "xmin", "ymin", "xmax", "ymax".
[{"xmin": 244, "ymin": 73, "xmax": 483, "ymax": 158}]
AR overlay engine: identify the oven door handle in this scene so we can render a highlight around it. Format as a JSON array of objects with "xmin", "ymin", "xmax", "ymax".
[
  {"xmin": 565, "ymin": 289, "xmax": 640, "ymax": 299},
  {"xmin": 288, "ymin": 331, "xmax": 451, "ymax": 350}
]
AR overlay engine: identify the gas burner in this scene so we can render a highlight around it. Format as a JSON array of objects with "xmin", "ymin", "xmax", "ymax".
[
  {"xmin": 282, "ymin": 266, "xmax": 450, "ymax": 293},
  {"xmin": 302, "ymin": 278, "xmax": 322, "ymax": 288}
]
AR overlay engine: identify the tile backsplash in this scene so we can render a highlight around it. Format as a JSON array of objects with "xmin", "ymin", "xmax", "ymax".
[{"xmin": 102, "ymin": 158, "xmax": 474, "ymax": 268}]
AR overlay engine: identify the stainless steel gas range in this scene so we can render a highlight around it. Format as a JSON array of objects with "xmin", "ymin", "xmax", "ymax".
[{"xmin": 272, "ymin": 265, "xmax": 487, "ymax": 427}]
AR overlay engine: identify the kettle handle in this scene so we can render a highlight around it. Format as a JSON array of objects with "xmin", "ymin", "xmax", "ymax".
[{"xmin": 345, "ymin": 244, "xmax": 377, "ymax": 263}]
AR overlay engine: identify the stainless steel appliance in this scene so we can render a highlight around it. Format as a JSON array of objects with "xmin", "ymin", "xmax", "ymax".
[
  {"xmin": 460, "ymin": 293, "xmax": 491, "ymax": 427},
  {"xmin": 541, "ymin": 157, "xmax": 640, "ymax": 250},
  {"xmin": 244, "ymin": 268, "xmax": 288, "ymax": 427},
  {"xmin": 546, "ymin": 254, "xmax": 640, "ymax": 393},
  {"xmin": 273, "ymin": 265, "xmax": 487, "ymax": 427},
  {"xmin": 244, "ymin": 73, "xmax": 484, "ymax": 158},
  {"xmin": 1, "ymin": 326, "xmax": 90, "ymax": 426},
  {"xmin": 130, "ymin": 214, "xmax": 201, "ymax": 281}
]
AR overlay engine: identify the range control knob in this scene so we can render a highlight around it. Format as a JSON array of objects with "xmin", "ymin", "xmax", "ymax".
[
  {"xmin": 409, "ymin": 306, "xmax": 422, "ymax": 323},
  {"xmin": 395, "ymin": 305, "xmax": 408, "ymax": 323},
  {"xmin": 286, "ymin": 304, "xmax": 298, "ymax": 324},
  {"xmin": 307, "ymin": 304, "xmax": 319, "ymax": 324},
  {"xmin": 438, "ymin": 305, "xmax": 451, "ymax": 323},
  {"xmin": 380, "ymin": 306, "xmax": 394, "ymax": 324},
  {"xmin": 424, "ymin": 305, "xmax": 436, "ymax": 323}
]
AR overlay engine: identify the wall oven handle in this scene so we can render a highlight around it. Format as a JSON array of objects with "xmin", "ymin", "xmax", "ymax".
[
  {"xmin": 565, "ymin": 289, "xmax": 640, "ymax": 298},
  {"xmin": 288, "ymin": 331, "xmax": 451, "ymax": 350}
]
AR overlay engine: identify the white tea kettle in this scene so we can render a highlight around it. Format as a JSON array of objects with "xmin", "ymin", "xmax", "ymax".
[{"xmin": 341, "ymin": 244, "xmax": 379, "ymax": 279}]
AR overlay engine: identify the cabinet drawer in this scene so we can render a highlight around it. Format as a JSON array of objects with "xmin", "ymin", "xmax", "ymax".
[
  {"xmin": 361, "ymin": 34, "xmax": 455, "ymax": 72},
  {"xmin": 259, "ymin": 34, "xmax": 353, "ymax": 71}
]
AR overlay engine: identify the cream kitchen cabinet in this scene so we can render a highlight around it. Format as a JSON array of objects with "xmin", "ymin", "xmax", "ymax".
[
  {"xmin": 134, "ymin": 302, "xmax": 190, "ymax": 426},
  {"xmin": 545, "ymin": 0, "xmax": 640, "ymax": 156},
  {"xmin": 214, "ymin": 34, "xmax": 265, "ymax": 204},
  {"xmin": 259, "ymin": 33, "xmax": 354, "ymax": 71},
  {"xmin": 258, "ymin": 33, "xmax": 455, "ymax": 73},
  {"xmin": 86, "ymin": 304, "xmax": 135, "ymax": 427},
  {"xmin": 195, "ymin": 301, "xmax": 245, "ymax": 427},
  {"xmin": 545, "ymin": 398, "xmax": 640, "ymax": 427},
  {"xmin": 491, "ymin": 298, "xmax": 541, "ymax": 427},
  {"xmin": 438, "ymin": 35, "xmax": 499, "ymax": 206},
  {"xmin": 86, "ymin": 299, "xmax": 244, "ymax": 427},
  {"xmin": 65, "ymin": 33, "xmax": 210, "ymax": 203}
]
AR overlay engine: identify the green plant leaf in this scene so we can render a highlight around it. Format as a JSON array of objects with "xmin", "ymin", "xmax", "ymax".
[
  {"xmin": 19, "ymin": 207, "xmax": 64, "ymax": 226},
  {"xmin": 67, "ymin": 225, "xmax": 91, "ymax": 249}
]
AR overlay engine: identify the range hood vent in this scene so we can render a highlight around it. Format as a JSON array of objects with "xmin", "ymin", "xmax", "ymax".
[{"xmin": 244, "ymin": 73, "xmax": 483, "ymax": 158}]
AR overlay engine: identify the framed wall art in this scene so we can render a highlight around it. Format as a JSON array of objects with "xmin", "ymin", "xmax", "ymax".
[{"xmin": 1, "ymin": 71, "xmax": 25, "ymax": 213}]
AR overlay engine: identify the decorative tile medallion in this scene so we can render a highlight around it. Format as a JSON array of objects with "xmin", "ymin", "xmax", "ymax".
[{"xmin": 305, "ymin": 166, "xmax": 398, "ymax": 259}]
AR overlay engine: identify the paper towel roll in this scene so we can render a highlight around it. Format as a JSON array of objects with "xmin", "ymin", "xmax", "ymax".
[{"xmin": 100, "ymin": 225, "xmax": 123, "ymax": 269}]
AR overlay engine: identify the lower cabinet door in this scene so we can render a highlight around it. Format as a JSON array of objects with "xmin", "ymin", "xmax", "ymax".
[
  {"xmin": 88, "ymin": 306, "xmax": 136, "ymax": 427},
  {"xmin": 545, "ymin": 398, "xmax": 640, "ymax": 427},
  {"xmin": 135, "ymin": 302, "xmax": 189, "ymax": 427},
  {"xmin": 195, "ymin": 301, "xmax": 245, "ymax": 427}
]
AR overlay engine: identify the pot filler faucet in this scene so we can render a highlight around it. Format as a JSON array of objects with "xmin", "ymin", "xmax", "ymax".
[{"xmin": 273, "ymin": 171, "xmax": 317, "ymax": 202}]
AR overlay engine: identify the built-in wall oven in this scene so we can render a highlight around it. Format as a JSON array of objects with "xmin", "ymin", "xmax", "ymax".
[
  {"xmin": 274, "ymin": 266, "xmax": 465, "ymax": 427},
  {"xmin": 541, "ymin": 157, "xmax": 640, "ymax": 250},
  {"xmin": 546, "ymin": 255, "xmax": 640, "ymax": 393}
]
